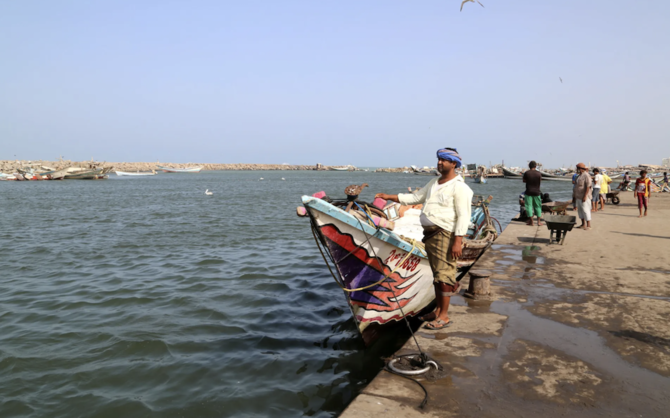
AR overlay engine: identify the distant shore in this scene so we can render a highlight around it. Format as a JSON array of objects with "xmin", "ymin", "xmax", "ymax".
[{"xmin": 1, "ymin": 160, "xmax": 401, "ymax": 172}]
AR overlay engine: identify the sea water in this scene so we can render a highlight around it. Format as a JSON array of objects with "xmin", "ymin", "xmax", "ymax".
[{"xmin": 0, "ymin": 171, "xmax": 573, "ymax": 417}]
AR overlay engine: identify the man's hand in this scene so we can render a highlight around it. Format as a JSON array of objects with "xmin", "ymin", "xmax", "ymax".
[
  {"xmin": 375, "ymin": 193, "xmax": 400, "ymax": 203},
  {"xmin": 450, "ymin": 236, "xmax": 463, "ymax": 259}
]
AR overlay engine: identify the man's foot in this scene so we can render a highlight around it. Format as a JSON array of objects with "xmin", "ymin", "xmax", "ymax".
[
  {"xmin": 425, "ymin": 318, "xmax": 453, "ymax": 330},
  {"xmin": 638, "ymin": 215, "xmax": 643, "ymax": 218},
  {"xmin": 538, "ymin": 219, "xmax": 544, "ymax": 226},
  {"xmin": 644, "ymin": 212, "xmax": 648, "ymax": 217},
  {"xmin": 418, "ymin": 311, "xmax": 437, "ymax": 322},
  {"xmin": 526, "ymin": 221, "xmax": 534, "ymax": 226}
]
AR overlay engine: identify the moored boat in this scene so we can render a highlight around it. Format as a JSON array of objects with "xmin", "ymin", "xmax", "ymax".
[
  {"xmin": 300, "ymin": 192, "xmax": 498, "ymax": 345},
  {"xmin": 539, "ymin": 171, "xmax": 572, "ymax": 181},
  {"xmin": 157, "ymin": 166, "xmax": 203, "ymax": 173},
  {"xmin": 64, "ymin": 167, "xmax": 113, "ymax": 180},
  {"xmin": 502, "ymin": 167, "xmax": 523, "ymax": 179},
  {"xmin": 115, "ymin": 170, "xmax": 157, "ymax": 176}
]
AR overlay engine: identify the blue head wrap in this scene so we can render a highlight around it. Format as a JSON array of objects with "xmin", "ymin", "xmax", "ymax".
[{"xmin": 436, "ymin": 148, "xmax": 462, "ymax": 168}]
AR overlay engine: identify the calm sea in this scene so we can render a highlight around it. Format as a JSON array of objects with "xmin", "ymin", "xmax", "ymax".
[{"xmin": 0, "ymin": 171, "xmax": 573, "ymax": 417}]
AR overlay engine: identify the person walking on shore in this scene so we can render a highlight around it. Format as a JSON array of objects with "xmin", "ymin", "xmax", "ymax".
[
  {"xmin": 620, "ymin": 172, "xmax": 631, "ymax": 191},
  {"xmin": 574, "ymin": 163, "xmax": 592, "ymax": 230},
  {"xmin": 661, "ymin": 172, "xmax": 669, "ymax": 192},
  {"xmin": 599, "ymin": 170, "xmax": 612, "ymax": 210},
  {"xmin": 572, "ymin": 171, "xmax": 579, "ymax": 210},
  {"xmin": 634, "ymin": 170, "xmax": 652, "ymax": 217},
  {"xmin": 375, "ymin": 147, "xmax": 472, "ymax": 330},
  {"xmin": 592, "ymin": 168, "xmax": 602, "ymax": 212},
  {"xmin": 522, "ymin": 161, "xmax": 543, "ymax": 226}
]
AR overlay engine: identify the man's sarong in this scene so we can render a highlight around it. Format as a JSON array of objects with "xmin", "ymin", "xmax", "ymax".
[{"xmin": 422, "ymin": 226, "xmax": 458, "ymax": 287}]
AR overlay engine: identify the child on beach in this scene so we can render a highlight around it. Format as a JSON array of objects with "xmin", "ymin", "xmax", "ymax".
[{"xmin": 634, "ymin": 170, "xmax": 652, "ymax": 217}]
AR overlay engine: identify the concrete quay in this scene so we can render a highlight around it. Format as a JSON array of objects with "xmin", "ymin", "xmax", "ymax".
[{"xmin": 341, "ymin": 192, "xmax": 670, "ymax": 418}]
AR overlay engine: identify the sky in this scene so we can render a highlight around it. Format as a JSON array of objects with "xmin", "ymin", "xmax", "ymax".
[{"xmin": 1, "ymin": 0, "xmax": 668, "ymax": 168}]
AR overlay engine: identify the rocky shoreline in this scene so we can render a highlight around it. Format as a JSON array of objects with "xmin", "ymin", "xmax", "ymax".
[{"xmin": 0, "ymin": 160, "xmax": 358, "ymax": 172}]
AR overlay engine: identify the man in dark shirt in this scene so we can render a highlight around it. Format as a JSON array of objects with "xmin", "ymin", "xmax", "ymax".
[{"xmin": 522, "ymin": 161, "xmax": 543, "ymax": 226}]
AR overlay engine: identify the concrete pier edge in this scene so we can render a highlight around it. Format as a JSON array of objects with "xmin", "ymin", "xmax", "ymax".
[{"xmin": 340, "ymin": 192, "xmax": 670, "ymax": 418}]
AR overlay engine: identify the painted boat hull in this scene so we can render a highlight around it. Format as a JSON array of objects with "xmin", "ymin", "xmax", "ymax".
[
  {"xmin": 303, "ymin": 196, "xmax": 495, "ymax": 345},
  {"xmin": 474, "ymin": 176, "xmax": 487, "ymax": 184},
  {"xmin": 157, "ymin": 166, "xmax": 203, "ymax": 173}
]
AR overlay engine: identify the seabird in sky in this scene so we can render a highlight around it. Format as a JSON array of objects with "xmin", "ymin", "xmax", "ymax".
[{"xmin": 461, "ymin": 0, "xmax": 484, "ymax": 12}]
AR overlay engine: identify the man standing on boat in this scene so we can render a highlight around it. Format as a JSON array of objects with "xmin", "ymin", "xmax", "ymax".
[{"xmin": 375, "ymin": 148, "xmax": 473, "ymax": 330}]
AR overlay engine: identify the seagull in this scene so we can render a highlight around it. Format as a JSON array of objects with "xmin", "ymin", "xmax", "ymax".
[
  {"xmin": 461, "ymin": 0, "xmax": 484, "ymax": 12},
  {"xmin": 559, "ymin": 77, "xmax": 563, "ymax": 83},
  {"xmin": 259, "ymin": 177, "xmax": 264, "ymax": 181},
  {"xmin": 205, "ymin": 189, "xmax": 213, "ymax": 195},
  {"xmin": 281, "ymin": 177, "xmax": 285, "ymax": 181}
]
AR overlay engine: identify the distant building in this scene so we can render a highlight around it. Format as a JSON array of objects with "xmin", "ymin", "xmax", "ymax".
[{"xmin": 663, "ymin": 157, "xmax": 670, "ymax": 167}]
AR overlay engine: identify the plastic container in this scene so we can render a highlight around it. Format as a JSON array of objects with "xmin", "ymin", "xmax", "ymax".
[
  {"xmin": 312, "ymin": 191, "xmax": 326, "ymax": 199},
  {"xmin": 372, "ymin": 197, "xmax": 387, "ymax": 210}
]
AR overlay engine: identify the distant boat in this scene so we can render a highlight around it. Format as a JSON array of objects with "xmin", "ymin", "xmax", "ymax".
[
  {"xmin": 539, "ymin": 171, "xmax": 572, "ymax": 181},
  {"xmin": 502, "ymin": 167, "xmax": 523, "ymax": 179},
  {"xmin": 330, "ymin": 166, "xmax": 352, "ymax": 171},
  {"xmin": 473, "ymin": 165, "xmax": 487, "ymax": 184},
  {"xmin": 65, "ymin": 167, "xmax": 113, "ymax": 180},
  {"xmin": 157, "ymin": 166, "xmax": 203, "ymax": 173},
  {"xmin": 115, "ymin": 170, "xmax": 156, "ymax": 176}
]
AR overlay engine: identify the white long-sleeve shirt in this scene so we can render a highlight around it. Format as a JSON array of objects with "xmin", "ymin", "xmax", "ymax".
[{"xmin": 398, "ymin": 175, "xmax": 473, "ymax": 236}]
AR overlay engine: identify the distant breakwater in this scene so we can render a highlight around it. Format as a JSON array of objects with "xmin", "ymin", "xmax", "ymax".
[{"xmin": 0, "ymin": 160, "xmax": 370, "ymax": 172}]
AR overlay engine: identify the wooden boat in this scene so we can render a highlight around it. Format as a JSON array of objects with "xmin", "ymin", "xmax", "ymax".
[
  {"xmin": 301, "ymin": 193, "xmax": 498, "ymax": 345},
  {"xmin": 539, "ymin": 171, "xmax": 572, "ymax": 181},
  {"xmin": 115, "ymin": 170, "xmax": 156, "ymax": 176},
  {"xmin": 157, "ymin": 166, "xmax": 203, "ymax": 173},
  {"xmin": 64, "ymin": 167, "xmax": 113, "ymax": 180},
  {"xmin": 329, "ymin": 166, "xmax": 353, "ymax": 171},
  {"xmin": 502, "ymin": 167, "xmax": 523, "ymax": 179},
  {"xmin": 473, "ymin": 165, "xmax": 487, "ymax": 183}
]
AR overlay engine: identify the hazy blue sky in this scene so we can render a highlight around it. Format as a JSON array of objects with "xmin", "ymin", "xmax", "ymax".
[{"xmin": 1, "ymin": 1, "xmax": 668, "ymax": 168}]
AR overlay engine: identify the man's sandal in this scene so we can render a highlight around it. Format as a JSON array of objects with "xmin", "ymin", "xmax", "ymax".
[{"xmin": 425, "ymin": 319, "xmax": 453, "ymax": 330}]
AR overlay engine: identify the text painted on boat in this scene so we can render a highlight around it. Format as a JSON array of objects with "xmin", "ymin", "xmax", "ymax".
[{"xmin": 384, "ymin": 250, "xmax": 421, "ymax": 272}]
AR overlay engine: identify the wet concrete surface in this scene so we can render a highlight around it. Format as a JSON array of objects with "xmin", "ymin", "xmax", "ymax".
[{"xmin": 341, "ymin": 193, "xmax": 670, "ymax": 417}]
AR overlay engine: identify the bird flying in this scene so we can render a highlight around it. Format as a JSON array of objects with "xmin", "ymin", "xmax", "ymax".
[
  {"xmin": 205, "ymin": 189, "xmax": 213, "ymax": 195},
  {"xmin": 559, "ymin": 77, "xmax": 563, "ymax": 83},
  {"xmin": 461, "ymin": 0, "xmax": 484, "ymax": 12}
]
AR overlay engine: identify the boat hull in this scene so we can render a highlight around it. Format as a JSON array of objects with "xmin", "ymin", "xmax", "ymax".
[
  {"xmin": 303, "ymin": 196, "xmax": 495, "ymax": 345},
  {"xmin": 115, "ymin": 171, "xmax": 156, "ymax": 176},
  {"xmin": 502, "ymin": 167, "xmax": 523, "ymax": 179},
  {"xmin": 539, "ymin": 171, "xmax": 572, "ymax": 181}
]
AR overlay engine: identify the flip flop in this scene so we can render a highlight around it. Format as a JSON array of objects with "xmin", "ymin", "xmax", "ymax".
[{"xmin": 425, "ymin": 319, "xmax": 453, "ymax": 330}]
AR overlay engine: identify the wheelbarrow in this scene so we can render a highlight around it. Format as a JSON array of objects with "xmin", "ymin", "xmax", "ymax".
[
  {"xmin": 542, "ymin": 201, "xmax": 571, "ymax": 215},
  {"xmin": 544, "ymin": 214, "xmax": 577, "ymax": 245},
  {"xmin": 606, "ymin": 190, "xmax": 620, "ymax": 204}
]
